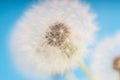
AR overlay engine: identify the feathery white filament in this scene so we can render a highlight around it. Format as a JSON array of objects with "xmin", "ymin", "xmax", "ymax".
[{"xmin": 10, "ymin": 0, "xmax": 98, "ymax": 78}]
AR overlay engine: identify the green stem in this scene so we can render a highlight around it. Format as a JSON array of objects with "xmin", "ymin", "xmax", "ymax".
[{"xmin": 79, "ymin": 61, "xmax": 93, "ymax": 80}]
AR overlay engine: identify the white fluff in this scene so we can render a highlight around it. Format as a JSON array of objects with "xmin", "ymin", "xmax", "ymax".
[
  {"xmin": 91, "ymin": 32, "xmax": 120, "ymax": 80},
  {"xmin": 10, "ymin": 0, "xmax": 97, "ymax": 78}
]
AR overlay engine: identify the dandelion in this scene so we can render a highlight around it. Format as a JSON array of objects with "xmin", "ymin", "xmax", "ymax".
[
  {"xmin": 91, "ymin": 32, "xmax": 120, "ymax": 80},
  {"xmin": 10, "ymin": 0, "xmax": 97, "ymax": 79},
  {"xmin": 113, "ymin": 57, "xmax": 120, "ymax": 80}
]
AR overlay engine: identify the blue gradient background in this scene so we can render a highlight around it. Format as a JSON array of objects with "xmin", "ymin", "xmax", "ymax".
[{"xmin": 0, "ymin": 0, "xmax": 120, "ymax": 80}]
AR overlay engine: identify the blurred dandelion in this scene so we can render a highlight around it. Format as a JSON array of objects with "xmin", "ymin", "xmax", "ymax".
[
  {"xmin": 113, "ymin": 57, "xmax": 120, "ymax": 80},
  {"xmin": 91, "ymin": 32, "xmax": 120, "ymax": 80},
  {"xmin": 10, "ymin": 0, "xmax": 97, "ymax": 80}
]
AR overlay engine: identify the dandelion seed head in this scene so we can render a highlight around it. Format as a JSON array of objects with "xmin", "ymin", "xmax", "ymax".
[
  {"xmin": 113, "ymin": 57, "xmax": 120, "ymax": 71},
  {"xmin": 10, "ymin": 0, "xmax": 98, "ymax": 78},
  {"xmin": 91, "ymin": 32, "xmax": 120, "ymax": 80},
  {"xmin": 45, "ymin": 22, "xmax": 70, "ymax": 47}
]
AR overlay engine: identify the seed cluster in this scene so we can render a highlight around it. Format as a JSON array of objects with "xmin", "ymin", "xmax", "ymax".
[
  {"xmin": 113, "ymin": 57, "xmax": 120, "ymax": 71},
  {"xmin": 45, "ymin": 23, "xmax": 70, "ymax": 47}
]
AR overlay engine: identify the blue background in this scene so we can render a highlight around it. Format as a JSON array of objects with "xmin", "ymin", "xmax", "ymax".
[{"xmin": 0, "ymin": 0, "xmax": 120, "ymax": 80}]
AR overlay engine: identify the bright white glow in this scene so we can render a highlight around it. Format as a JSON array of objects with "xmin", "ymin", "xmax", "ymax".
[
  {"xmin": 10, "ymin": 0, "xmax": 98, "ymax": 78},
  {"xmin": 91, "ymin": 32, "xmax": 120, "ymax": 80}
]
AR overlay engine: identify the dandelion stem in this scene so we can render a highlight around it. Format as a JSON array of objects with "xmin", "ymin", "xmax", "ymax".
[{"xmin": 79, "ymin": 61, "xmax": 93, "ymax": 80}]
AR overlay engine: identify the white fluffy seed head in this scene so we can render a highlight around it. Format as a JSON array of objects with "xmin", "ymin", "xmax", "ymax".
[
  {"xmin": 91, "ymin": 32, "xmax": 120, "ymax": 80},
  {"xmin": 10, "ymin": 0, "xmax": 98, "ymax": 78}
]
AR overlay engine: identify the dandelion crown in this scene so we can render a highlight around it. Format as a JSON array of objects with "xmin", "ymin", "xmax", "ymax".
[{"xmin": 10, "ymin": 0, "xmax": 97, "ymax": 79}]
